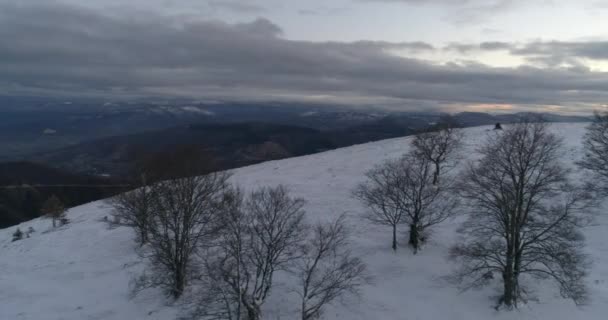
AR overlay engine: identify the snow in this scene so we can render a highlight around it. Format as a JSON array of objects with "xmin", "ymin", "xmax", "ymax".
[
  {"xmin": 180, "ymin": 106, "xmax": 215, "ymax": 115},
  {"xmin": 2, "ymin": 123, "xmax": 608, "ymax": 320}
]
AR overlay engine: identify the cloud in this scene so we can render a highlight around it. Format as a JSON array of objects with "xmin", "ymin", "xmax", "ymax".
[
  {"xmin": 481, "ymin": 28, "xmax": 503, "ymax": 35},
  {"xmin": 358, "ymin": 0, "xmax": 521, "ymax": 25},
  {"xmin": 444, "ymin": 40, "xmax": 608, "ymax": 67},
  {"xmin": 444, "ymin": 41, "xmax": 512, "ymax": 53},
  {"xmin": 512, "ymin": 41, "xmax": 608, "ymax": 62},
  {"xmin": 1, "ymin": 2, "xmax": 608, "ymax": 113},
  {"xmin": 206, "ymin": 0, "xmax": 265, "ymax": 13},
  {"xmin": 351, "ymin": 40, "xmax": 435, "ymax": 52},
  {"xmin": 589, "ymin": 1, "xmax": 608, "ymax": 10},
  {"xmin": 297, "ymin": 6, "xmax": 352, "ymax": 16},
  {"xmin": 233, "ymin": 18, "xmax": 283, "ymax": 37}
]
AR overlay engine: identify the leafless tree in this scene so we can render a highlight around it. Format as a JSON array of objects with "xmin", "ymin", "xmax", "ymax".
[
  {"xmin": 354, "ymin": 155, "xmax": 458, "ymax": 252},
  {"xmin": 450, "ymin": 121, "xmax": 594, "ymax": 309},
  {"xmin": 411, "ymin": 123, "xmax": 463, "ymax": 185},
  {"xmin": 136, "ymin": 169, "xmax": 231, "ymax": 299},
  {"xmin": 190, "ymin": 187, "xmax": 248, "ymax": 320},
  {"xmin": 108, "ymin": 174, "xmax": 153, "ymax": 246},
  {"xmin": 192, "ymin": 185, "xmax": 307, "ymax": 320},
  {"xmin": 354, "ymin": 161, "xmax": 404, "ymax": 251},
  {"xmin": 396, "ymin": 154, "xmax": 458, "ymax": 253},
  {"xmin": 579, "ymin": 111, "xmax": 608, "ymax": 192},
  {"xmin": 295, "ymin": 215, "xmax": 368, "ymax": 320},
  {"xmin": 240, "ymin": 185, "xmax": 307, "ymax": 320},
  {"xmin": 190, "ymin": 255, "xmax": 243, "ymax": 320},
  {"xmin": 41, "ymin": 195, "xmax": 66, "ymax": 228}
]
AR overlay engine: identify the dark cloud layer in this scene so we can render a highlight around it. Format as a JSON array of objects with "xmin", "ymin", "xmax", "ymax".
[{"xmin": 1, "ymin": 2, "xmax": 608, "ymax": 112}]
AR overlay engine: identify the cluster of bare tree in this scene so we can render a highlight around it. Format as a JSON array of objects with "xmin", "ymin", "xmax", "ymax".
[
  {"xmin": 191, "ymin": 187, "xmax": 368, "ymax": 320},
  {"xmin": 109, "ymin": 115, "xmax": 605, "ymax": 314},
  {"xmin": 356, "ymin": 117, "xmax": 600, "ymax": 309},
  {"xmin": 451, "ymin": 120, "xmax": 596, "ymax": 308},
  {"xmin": 580, "ymin": 111, "xmax": 608, "ymax": 193},
  {"xmin": 109, "ymin": 149, "xmax": 368, "ymax": 320},
  {"xmin": 355, "ymin": 122, "xmax": 461, "ymax": 253},
  {"xmin": 195, "ymin": 185, "xmax": 308, "ymax": 320}
]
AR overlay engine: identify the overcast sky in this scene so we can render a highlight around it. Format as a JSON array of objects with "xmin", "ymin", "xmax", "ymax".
[{"xmin": 2, "ymin": 0, "xmax": 608, "ymax": 114}]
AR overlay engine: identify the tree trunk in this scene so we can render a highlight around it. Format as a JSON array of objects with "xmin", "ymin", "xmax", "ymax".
[
  {"xmin": 172, "ymin": 264, "xmax": 186, "ymax": 299},
  {"xmin": 502, "ymin": 271, "xmax": 514, "ymax": 307},
  {"xmin": 392, "ymin": 224, "xmax": 397, "ymax": 251},
  {"xmin": 52, "ymin": 217, "xmax": 56, "ymax": 228},
  {"xmin": 502, "ymin": 254, "xmax": 515, "ymax": 308},
  {"xmin": 139, "ymin": 228, "xmax": 148, "ymax": 246},
  {"xmin": 433, "ymin": 162, "xmax": 440, "ymax": 185},
  {"xmin": 409, "ymin": 223, "xmax": 419, "ymax": 254},
  {"xmin": 244, "ymin": 301, "xmax": 261, "ymax": 320},
  {"xmin": 512, "ymin": 249, "xmax": 522, "ymax": 307},
  {"xmin": 301, "ymin": 275, "xmax": 309, "ymax": 320}
]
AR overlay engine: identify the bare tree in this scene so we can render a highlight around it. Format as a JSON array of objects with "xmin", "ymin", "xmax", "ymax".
[
  {"xmin": 295, "ymin": 215, "xmax": 368, "ymax": 320},
  {"xmin": 108, "ymin": 174, "xmax": 152, "ymax": 246},
  {"xmin": 194, "ymin": 185, "xmax": 307, "ymax": 320},
  {"xmin": 41, "ymin": 195, "xmax": 66, "ymax": 228},
  {"xmin": 450, "ymin": 121, "xmax": 594, "ymax": 309},
  {"xmin": 354, "ymin": 155, "xmax": 457, "ymax": 252},
  {"xmin": 240, "ymin": 185, "xmax": 307, "ymax": 320},
  {"xmin": 579, "ymin": 111, "xmax": 608, "ymax": 192},
  {"xmin": 137, "ymin": 170, "xmax": 230, "ymax": 299},
  {"xmin": 191, "ymin": 187, "xmax": 248, "ymax": 320},
  {"xmin": 354, "ymin": 161, "xmax": 404, "ymax": 251},
  {"xmin": 395, "ymin": 154, "xmax": 458, "ymax": 253},
  {"xmin": 411, "ymin": 124, "xmax": 462, "ymax": 185},
  {"xmin": 191, "ymin": 255, "xmax": 244, "ymax": 320}
]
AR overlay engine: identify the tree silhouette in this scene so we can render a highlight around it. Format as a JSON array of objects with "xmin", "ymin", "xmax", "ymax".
[{"xmin": 41, "ymin": 195, "xmax": 66, "ymax": 228}]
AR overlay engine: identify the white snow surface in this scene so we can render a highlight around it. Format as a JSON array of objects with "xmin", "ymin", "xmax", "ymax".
[{"xmin": 2, "ymin": 123, "xmax": 608, "ymax": 320}]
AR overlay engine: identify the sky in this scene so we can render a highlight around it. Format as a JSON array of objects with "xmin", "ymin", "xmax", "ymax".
[{"xmin": 2, "ymin": 0, "xmax": 608, "ymax": 114}]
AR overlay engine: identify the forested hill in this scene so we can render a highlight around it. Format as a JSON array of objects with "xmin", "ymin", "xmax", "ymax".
[{"xmin": 0, "ymin": 162, "xmax": 122, "ymax": 228}]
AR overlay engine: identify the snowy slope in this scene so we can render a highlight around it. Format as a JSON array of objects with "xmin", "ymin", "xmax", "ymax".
[{"xmin": 2, "ymin": 123, "xmax": 608, "ymax": 320}]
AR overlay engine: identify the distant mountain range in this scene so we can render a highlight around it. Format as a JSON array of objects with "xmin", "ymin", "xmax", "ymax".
[
  {"xmin": 0, "ymin": 95, "xmax": 591, "ymax": 163},
  {"xmin": 23, "ymin": 111, "xmax": 590, "ymax": 177},
  {"xmin": 0, "ymin": 95, "xmax": 593, "ymax": 228}
]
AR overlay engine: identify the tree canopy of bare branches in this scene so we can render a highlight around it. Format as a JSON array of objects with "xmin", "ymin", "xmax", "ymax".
[
  {"xmin": 294, "ymin": 215, "xmax": 368, "ymax": 320},
  {"xmin": 354, "ymin": 154, "xmax": 458, "ymax": 253},
  {"xmin": 194, "ymin": 185, "xmax": 307, "ymax": 320},
  {"xmin": 396, "ymin": 154, "xmax": 458, "ymax": 253},
  {"xmin": 187, "ymin": 187, "xmax": 247, "ymax": 320},
  {"xmin": 451, "ymin": 121, "xmax": 594, "ymax": 308},
  {"xmin": 108, "ymin": 174, "xmax": 153, "ymax": 246},
  {"xmin": 411, "ymin": 124, "xmax": 462, "ymax": 185},
  {"xmin": 240, "ymin": 185, "xmax": 307, "ymax": 320},
  {"xmin": 137, "ymin": 170, "xmax": 231, "ymax": 299},
  {"xmin": 354, "ymin": 160, "xmax": 405, "ymax": 251},
  {"xmin": 41, "ymin": 194, "xmax": 66, "ymax": 228},
  {"xmin": 579, "ymin": 111, "xmax": 608, "ymax": 192}
]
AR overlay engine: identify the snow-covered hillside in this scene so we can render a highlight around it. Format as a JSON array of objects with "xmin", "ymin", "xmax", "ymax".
[{"xmin": 2, "ymin": 123, "xmax": 608, "ymax": 320}]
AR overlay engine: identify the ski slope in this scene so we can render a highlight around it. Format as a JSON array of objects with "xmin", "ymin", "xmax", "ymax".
[{"xmin": 2, "ymin": 123, "xmax": 607, "ymax": 320}]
